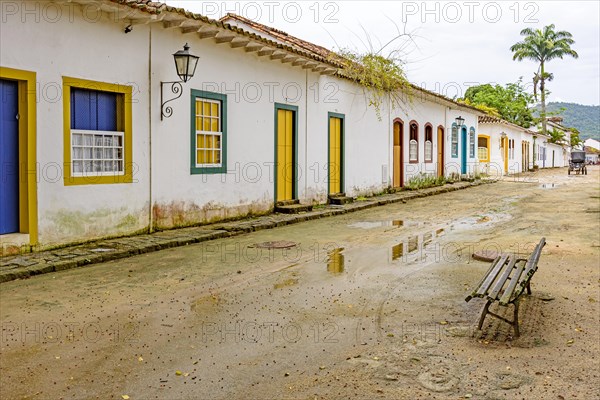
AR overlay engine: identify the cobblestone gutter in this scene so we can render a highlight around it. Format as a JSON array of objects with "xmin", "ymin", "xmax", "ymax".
[{"xmin": 0, "ymin": 180, "xmax": 494, "ymax": 283}]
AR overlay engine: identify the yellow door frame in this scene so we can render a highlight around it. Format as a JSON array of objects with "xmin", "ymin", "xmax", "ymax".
[
  {"xmin": 274, "ymin": 103, "xmax": 298, "ymax": 202},
  {"xmin": 437, "ymin": 125, "xmax": 444, "ymax": 177},
  {"xmin": 328, "ymin": 112, "xmax": 344, "ymax": 195},
  {"xmin": 393, "ymin": 119, "xmax": 403, "ymax": 187},
  {"xmin": 0, "ymin": 67, "xmax": 38, "ymax": 245}
]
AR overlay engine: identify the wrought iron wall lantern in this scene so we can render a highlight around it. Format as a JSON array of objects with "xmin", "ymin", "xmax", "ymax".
[
  {"xmin": 161, "ymin": 43, "xmax": 199, "ymax": 120},
  {"xmin": 455, "ymin": 115, "xmax": 465, "ymax": 127}
]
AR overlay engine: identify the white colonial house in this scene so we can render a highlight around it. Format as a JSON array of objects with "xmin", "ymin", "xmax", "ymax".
[
  {"xmin": 0, "ymin": 0, "xmax": 482, "ymax": 250},
  {"xmin": 477, "ymin": 115, "xmax": 570, "ymax": 177},
  {"xmin": 584, "ymin": 138, "xmax": 600, "ymax": 152}
]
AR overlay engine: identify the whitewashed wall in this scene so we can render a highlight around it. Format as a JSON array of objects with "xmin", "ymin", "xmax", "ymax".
[
  {"xmin": 1, "ymin": 1, "xmax": 481, "ymax": 246},
  {"xmin": 1, "ymin": 3, "xmax": 151, "ymax": 245},
  {"xmin": 477, "ymin": 123, "xmax": 523, "ymax": 177}
]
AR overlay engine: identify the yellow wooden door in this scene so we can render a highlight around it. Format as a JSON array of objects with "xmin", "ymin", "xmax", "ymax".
[
  {"xmin": 276, "ymin": 109, "xmax": 294, "ymax": 202},
  {"xmin": 329, "ymin": 117, "xmax": 342, "ymax": 194},
  {"xmin": 393, "ymin": 121, "xmax": 402, "ymax": 187}
]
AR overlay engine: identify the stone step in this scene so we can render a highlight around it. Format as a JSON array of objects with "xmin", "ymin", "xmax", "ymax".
[
  {"xmin": 274, "ymin": 203, "xmax": 313, "ymax": 214},
  {"xmin": 328, "ymin": 194, "xmax": 354, "ymax": 205},
  {"xmin": 275, "ymin": 199, "xmax": 300, "ymax": 207}
]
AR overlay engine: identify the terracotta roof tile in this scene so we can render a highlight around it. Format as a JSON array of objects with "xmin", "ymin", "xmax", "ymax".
[
  {"xmin": 106, "ymin": 1, "xmax": 483, "ymax": 114},
  {"xmin": 219, "ymin": 13, "xmax": 334, "ymax": 59}
]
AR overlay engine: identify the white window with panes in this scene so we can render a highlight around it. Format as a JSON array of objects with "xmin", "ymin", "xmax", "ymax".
[
  {"xmin": 195, "ymin": 98, "xmax": 222, "ymax": 167},
  {"xmin": 70, "ymin": 88, "xmax": 124, "ymax": 176}
]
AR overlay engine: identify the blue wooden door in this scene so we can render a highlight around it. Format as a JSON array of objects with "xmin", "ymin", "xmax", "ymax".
[
  {"xmin": 0, "ymin": 79, "xmax": 20, "ymax": 234},
  {"xmin": 461, "ymin": 127, "xmax": 467, "ymax": 174}
]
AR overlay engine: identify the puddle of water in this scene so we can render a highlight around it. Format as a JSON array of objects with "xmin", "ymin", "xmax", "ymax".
[
  {"xmin": 423, "ymin": 232, "xmax": 433, "ymax": 246},
  {"xmin": 191, "ymin": 294, "xmax": 222, "ymax": 313},
  {"xmin": 392, "ymin": 243, "xmax": 404, "ymax": 260},
  {"xmin": 274, "ymin": 278, "xmax": 299, "ymax": 289},
  {"xmin": 540, "ymin": 183, "xmax": 558, "ymax": 189},
  {"xmin": 391, "ymin": 228, "xmax": 447, "ymax": 262},
  {"xmin": 392, "ymin": 236, "xmax": 419, "ymax": 260},
  {"xmin": 348, "ymin": 220, "xmax": 404, "ymax": 229},
  {"xmin": 407, "ymin": 236, "xmax": 418, "ymax": 253},
  {"xmin": 326, "ymin": 248, "xmax": 345, "ymax": 274}
]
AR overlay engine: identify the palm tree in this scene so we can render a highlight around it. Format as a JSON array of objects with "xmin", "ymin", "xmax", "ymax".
[{"xmin": 510, "ymin": 24, "xmax": 578, "ymax": 137}]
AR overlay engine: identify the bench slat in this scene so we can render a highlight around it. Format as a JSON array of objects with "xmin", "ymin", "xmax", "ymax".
[
  {"xmin": 465, "ymin": 256, "xmax": 500, "ymax": 302},
  {"xmin": 488, "ymin": 255, "xmax": 518, "ymax": 300},
  {"xmin": 465, "ymin": 256, "xmax": 501, "ymax": 301},
  {"xmin": 475, "ymin": 254, "xmax": 509, "ymax": 297},
  {"xmin": 499, "ymin": 261, "xmax": 527, "ymax": 305},
  {"xmin": 505, "ymin": 239, "xmax": 546, "ymax": 304},
  {"xmin": 523, "ymin": 238, "xmax": 545, "ymax": 275}
]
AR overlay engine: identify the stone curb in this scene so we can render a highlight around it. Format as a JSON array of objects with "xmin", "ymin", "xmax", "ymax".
[{"xmin": 0, "ymin": 180, "xmax": 495, "ymax": 284}]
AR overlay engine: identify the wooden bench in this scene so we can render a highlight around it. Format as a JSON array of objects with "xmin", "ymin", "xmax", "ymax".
[{"xmin": 465, "ymin": 238, "xmax": 546, "ymax": 337}]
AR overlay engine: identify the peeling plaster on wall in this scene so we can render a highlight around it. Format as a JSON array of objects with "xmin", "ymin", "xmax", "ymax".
[
  {"xmin": 151, "ymin": 199, "xmax": 273, "ymax": 230},
  {"xmin": 41, "ymin": 206, "xmax": 148, "ymax": 245}
]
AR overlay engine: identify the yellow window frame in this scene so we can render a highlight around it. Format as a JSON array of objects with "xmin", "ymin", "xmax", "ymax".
[
  {"xmin": 62, "ymin": 76, "xmax": 133, "ymax": 185},
  {"xmin": 478, "ymin": 135, "xmax": 491, "ymax": 162}
]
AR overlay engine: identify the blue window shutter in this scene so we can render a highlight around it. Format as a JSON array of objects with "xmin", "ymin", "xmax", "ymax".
[
  {"xmin": 71, "ymin": 88, "xmax": 117, "ymax": 131},
  {"xmin": 72, "ymin": 88, "xmax": 93, "ymax": 130},
  {"xmin": 97, "ymin": 91, "xmax": 117, "ymax": 131}
]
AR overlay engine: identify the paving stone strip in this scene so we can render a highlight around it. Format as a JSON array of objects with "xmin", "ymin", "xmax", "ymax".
[{"xmin": 0, "ymin": 180, "xmax": 493, "ymax": 283}]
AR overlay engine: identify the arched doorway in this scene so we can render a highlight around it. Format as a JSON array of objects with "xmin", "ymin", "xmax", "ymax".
[
  {"xmin": 437, "ymin": 126, "xmax": 444, "ymax": 177},
  {"xmin": 393, "ymin": 119, "xmax": 404, "ymax": 187}
]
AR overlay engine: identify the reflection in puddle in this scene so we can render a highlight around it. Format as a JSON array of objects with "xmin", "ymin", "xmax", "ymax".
[
  {"xmin": 327, "ymin": 248, "xmax": 345, "ymax": 274},
  {"xmin": 407, "ymin": 236, "xmax": 418, "ymax": 253},
  {"xmin": 392, "ymin": 236, "xmax": 419, "ymax": 260},
  {"xmin": 391, "ymin": 243, "xmax": 403, "ymax": 260},
  {"xmin": 348, "ymin": 220, "xmax": 404, "ymax": 229},
  {"xmin": 540, "ymin": 183, "xmax": 557, "ymax": 189},
  {"xmin": 391, "ymin": 227, "xmax": 446, "ymax": 262},
  {"xmin": 423, "ymin": 232, "xmax": 433, "ymax": 246}
]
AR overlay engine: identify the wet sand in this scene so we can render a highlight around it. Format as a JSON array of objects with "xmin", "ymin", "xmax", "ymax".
[{"xmin": 1, "ymin": 167, "xmax": 598, "ymax": 399}]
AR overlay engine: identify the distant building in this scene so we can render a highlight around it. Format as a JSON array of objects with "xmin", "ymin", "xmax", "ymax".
[{"xmin": 584, "ymin": 138, "xmax": 600, "ymax": 152}]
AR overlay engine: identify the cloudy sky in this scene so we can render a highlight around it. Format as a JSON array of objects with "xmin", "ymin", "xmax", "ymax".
[{"xmin": 166, "ymin": 1, "xmax": 600, "ymax": 106}]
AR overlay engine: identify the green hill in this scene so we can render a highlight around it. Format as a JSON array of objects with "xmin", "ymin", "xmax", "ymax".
[{"xmin": 535, "ymin": 102, "xmax": 599, "ymax": 141}]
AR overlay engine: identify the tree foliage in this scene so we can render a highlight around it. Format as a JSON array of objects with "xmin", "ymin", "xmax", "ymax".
[
  {"xmin": 510, "ymin": 24, "xmax": 579, "ymax": 135},
  {"xmin": 569, "ymin": 127, "xmax": 583, "ymax": 148},
  {"xmin": 460, "ymin": 79, "xmax": 535, "ymax": 128},
  {"xmin": 547, "ymin": 128, "xmax": 566, "ymax": 144}
]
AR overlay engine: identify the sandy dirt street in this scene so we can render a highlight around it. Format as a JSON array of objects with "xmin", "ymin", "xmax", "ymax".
[{"xmin": 1, "ymin": 167, "xmax": 599, "ymax": 400}]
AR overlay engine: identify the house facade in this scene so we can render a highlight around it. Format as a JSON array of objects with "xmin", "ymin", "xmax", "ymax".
[
  {"xmin": 0, "ymin": 0, "xmax": 482, "ymax": 250},
  {"xmin": 477, "ymin": 115, "xmax": 569, "ymax": 176}
]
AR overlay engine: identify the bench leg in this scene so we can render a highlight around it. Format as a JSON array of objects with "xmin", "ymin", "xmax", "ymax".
[
  {"xmin": 512, "ymin": 300, "xmax": 520, "ymax": 337},
  {"xmin": 478, "ymin": 300, "xmax": 492, "ymax": 330},
  {"xmin": 526, "ymin": 281, "xmax": 532, "ymax": 295}
]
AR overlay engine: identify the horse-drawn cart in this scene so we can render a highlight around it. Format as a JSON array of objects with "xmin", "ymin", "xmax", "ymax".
[{"xmin": 568, "ymin": 151, "xmax": 587, "ymax": 175}]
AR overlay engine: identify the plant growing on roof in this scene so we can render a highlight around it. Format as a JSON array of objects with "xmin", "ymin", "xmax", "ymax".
[
  {"xmin": 333, "ymin": 50, "xmax": 411, "ymax": 119},
  {"xmin": 510, "ymin": 24, "xmax": 579, "ymax": 136},
  {"xmin": 328, "ymin": 22, "xmax": 416, "ymax": 120}
]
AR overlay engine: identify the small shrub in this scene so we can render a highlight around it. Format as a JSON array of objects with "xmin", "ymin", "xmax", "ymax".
[{"xmin": 406, "ymin": 173, "xmax": 447, "ymax": 190}]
